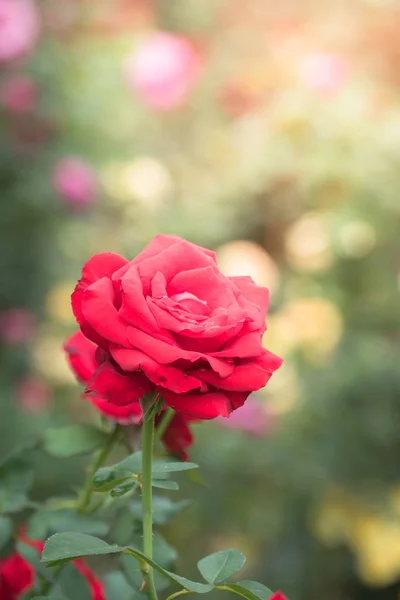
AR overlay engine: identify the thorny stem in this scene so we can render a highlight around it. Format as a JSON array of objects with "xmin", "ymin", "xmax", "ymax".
[{"xmin": 141, "ymin": 409, "xmax": 158, "ymax": 600}]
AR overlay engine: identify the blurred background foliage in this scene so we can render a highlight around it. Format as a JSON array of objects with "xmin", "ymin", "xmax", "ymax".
[{"xmin": 1, "ymin": 0, "xmax": 400, "ymax": 598}]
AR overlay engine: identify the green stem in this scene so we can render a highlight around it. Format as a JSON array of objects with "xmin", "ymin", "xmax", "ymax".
[
  {"xmin": 78, "ymin": 425, "xmax": 121, "ymax": 512},
  {"xmin": 165, "ymin": 591, "xmax": 193, "ymax": 600},
  {"xmin": 141, "ymin": 411, "xmax": 158, "ymax": 600},
  {"xmin": 154, "ymin": 407, "xmax": 175, "ymax": 445}
]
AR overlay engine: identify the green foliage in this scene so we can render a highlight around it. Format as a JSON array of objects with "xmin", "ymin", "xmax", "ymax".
[
  {"xmin": 221, "ymin": 581, "xmax": 275, "ymax": 600},
  {"xmin": 197, "ymin": 549, "xmax": 246, "ymax": 584},
  {"xmin": 27, "ymin": 509, "xmax": 109, "ymax": 538},
  {"xmin": 42, "ymin": 426, "xmax": 108, "ymax": 458},
  {"xmin": 104, "ymin": 571, "xmax": 140, "ymax": 600},
  {"xmin": 0, "ymin": 450, "xmax": 34, "ymax": 513},
  {"xmin": 0, "ymin": 515, "xmax": 12, "ymax": 549},
  {"xmin": 151, "ymin": 461, "xmax": 199, "ymax": 475},
  {"xmin": 130, "ymin": 497, "xmax": 190, "ymax": 525}
]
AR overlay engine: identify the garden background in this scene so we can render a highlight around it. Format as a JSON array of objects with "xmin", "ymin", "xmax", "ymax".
[{"xmin": 1, "ymin": 1, "xmax": 400, "ymax": 599}]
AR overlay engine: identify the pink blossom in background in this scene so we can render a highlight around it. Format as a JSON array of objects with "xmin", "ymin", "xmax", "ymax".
[
  {"xmin": 53, "ymin": 157, "xmax": 97, "ymax": 208},
  {"xmin": 0, "ymin": 75, "xmax": 38, "ymax": 113},
  {"xmin": 15, "ymin": 376, "xmax": 51, "ymax": 414},
  {"xmin": 0, "ymin": 0, "xmax": 40, "ymax": 64},
  {"xmin": 299, "ymin": 53, "xmax": 349, "ymax": 93},
  {"xmin": 126, "ymin": 32, "xmax": 200, "ymax": 110},
  {"xmin": 0, "ymin": 308, "xmax": 35, "ymax": 343},
  {"xmin": 218, "ymin": 395, "xmax": 272, "ymax": 436}
]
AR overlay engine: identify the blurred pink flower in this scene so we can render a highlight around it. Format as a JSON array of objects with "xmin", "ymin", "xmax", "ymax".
[
  {"xmin": 126, "ymin": 32, "xmax": 200, "ymax": 110},
  {"xmin": 299, "ymin": 53, "xmax": 348, "ymax": 93},
  {"xmin": 0, "ymin": 308, "xmax": 35, "ymax": 343},
  {"xmin": 15, "ymin": 376, "xmax": 51, "ymax": 414},
  {"xmin": 218, "ymin": 395, "xmax": 272, "ymax": 436},
  {"xmin": 0, "ymin": 0, "xmax": 40, "ymax": 64},
  {"xmin": 53, "ymin": 157, "xmax": 97, "ymax": 207},
  {"xmin": 0, "ymin": 75, "xmax": 38, "ymax": 113}
]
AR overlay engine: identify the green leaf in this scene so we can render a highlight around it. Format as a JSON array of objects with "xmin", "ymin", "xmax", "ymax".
[
  {"xmin": 41, "ymin": 532, "xmax": 124, "ymax": 567},
  {"xmin": 0, "ymin": 515, "xmax": 12, "ymax": 549},
  {"xmin": 104, "ymin": 572, "xmax": 140, "ymax": 600},
  {"xmin": 42, "ymin": 425, "xmax": 108, "ymax": 458},
  {"xmin": 151, "ymin": 479, "xmax": 179, "ymax": 490},
  {"xmin": 123, "ymin": 548, "xmax": 213, "ymax": 594},
  {"xmin": 0, "ymin": 452, "xmax": 34, "ymax": 513},
  {"xmin": 42, "ymin": 533, "xmax": 212, "ymax": 594},
  {"xmin": 58, "ymin": 564, "xmax": 92, "ymax": 600},
  {"xmin": 222, "ymin": 581, "xmax": 275, "ymax": 600},
  {"xmin": 114, "ymin": 507, "xmax": 136, "ymax": 546},
  {"xmin": 92, "ymin": 466, "xmax": 133, "ymax": 492},
  {"xmin": 152, "ymin": 460, "xmax": 199, "ymax": 474},
  {"xmin": 116, "ymin": 452, "xmax": 143, "ymax": 473},
  {"xmin": 198, "ymin": 549, "xmax": 246, "ymax": 584},
  {"xmin": 17, "ymin": 541, "xmax": 53, "ymax": 581},
  {"xmin": 130, "ymin": 497, "xmax": 190, "ymax": 525},
  {"xmin": 28, "ymin": 509, "xmax": 109, "ymax": 539},
  {"xmin": 110, "ymin": 481, "xmax": 138, "ymax": 497}
]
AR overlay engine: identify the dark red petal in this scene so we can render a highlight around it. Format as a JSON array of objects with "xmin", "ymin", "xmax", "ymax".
[
  {"xmin": 163, "ymin": 390, "xmax": 232, "ymax": 418},
  {"xmin": 86, "ymin": 362, "xmax": 152, "ymax": 407},
  {"xmin": 64, "ymin": 331, "xmax": 98, "ymax": 384},
  {"xmin": 126, "ymin": 326, "xmax": 234, "ymax": 378},
  {"xmin": 81, "ymin": 278, "xmax": 129, "ymax": 346},
  {"xmin": 110, "ymin": 347, "xmax": 203, "ymax": 393},
  {"xmin": 192, "ymin": 351, "xmax": 283, "ymax": 392},
  {"xmin": 88, "ymin": 395, "xmax": 142, "ymax": 424},
  {"xmin": 160, "ymin": 413, "xmax": 194, "ymax": 459}
]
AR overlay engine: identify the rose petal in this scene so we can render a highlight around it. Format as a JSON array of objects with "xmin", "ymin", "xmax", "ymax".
[
  {"xmin": 81, "ymin": 278, "xmax": 129, "ymax": 345},
  {"xmin": 86, "ymin": 362, "xmax": 152, "ymax": 406},
  {"xmin": 126, "ymin": 326, "xmax": 234, "ymax": 378},
  {"xmin": 192, "ymin": 350, "xmax": 283, "ymax": 391},
  {"xmin": 64, "ymin": 331, "xmax": 97, "ymax": 383},
  {"xmin": 118, "ymin": 264, "xmax": 161, "ymax": 334},
  {"xmin": 110, "ymin": 346, "xmax": 204, "ymax": 393},
  {"xmin": 160, "ymin": 412, "xmax": 194, "ymax": 460},
  {"xmin": 89, "ymin": 395, "xmax": 142, "ymax": 424},
  {"xmin": 163, "ymin": 390, "xmax": 233, "ymax": 418},
  {"xmin": 137, "ymin": 238, "xmax": 217, "ymax": 289},
  {"xmin": 211, "ymin": 331, "xmax": 263, "ymax": 359}
]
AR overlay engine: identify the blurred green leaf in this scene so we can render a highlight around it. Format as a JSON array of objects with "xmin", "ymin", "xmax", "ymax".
[
  {"xmin": 28, "ymin": 509, "xmax": 109, "ymax": 539},
  {"xmin": 58, "ymin": 564, "xmax": 92, "ymax": 600},
  {"xmin": 152, "ymin": 461, "xmax": 199, "ymax": 475},
  {"xmin": 198, "ymin": 549, "xmax": 246, "ymax": 584},
  {"xmin": 0, "ymin": 515, "xmax": 12, "ymax": 549},
  {"xmin": 0, "ymin": 452, "xmax": 34, "ymax": 513},
  {"xmin": 221, "ymin": 581, "xmax": 275, "ymax": 600},
  {"xmin": 130, "ymin": 497, "xmax": 190, "ymax": 525},
  {"xmin": 151, "ymin": 479, "xmax": 179, "ymax": 490},
  {"xmin": 113, "ymin": 507, "xmax": 136, "ymax": 546},
  {"xmin": 104, "ymin": 571, "xmax": 139, "ymax": 600},
  {"xmin": 42, "ymin": 425, "xmax": 108, "ymax": 458}
]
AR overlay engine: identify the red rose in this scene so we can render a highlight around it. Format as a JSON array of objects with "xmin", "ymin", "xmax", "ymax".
[
  {"xmin": 69, "ymin": 234, "xmax": 282, "ymax": 419},
  {"xmin": 64, "ymin": 330, "xmax": 194, "ymax": 459},
  {"xmin": 0, "ymin": 539, "xmax": 105, "ymax": 600},
  {"xmin": 271, "ymin": 594, "xmax": 287, "ymax": 600}
]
